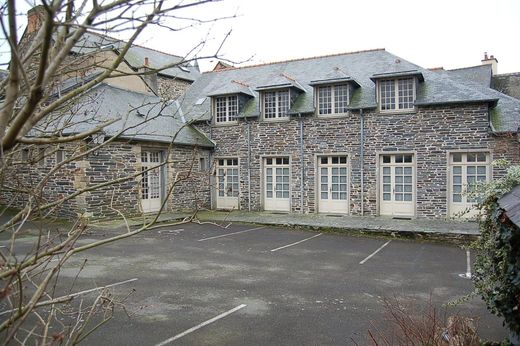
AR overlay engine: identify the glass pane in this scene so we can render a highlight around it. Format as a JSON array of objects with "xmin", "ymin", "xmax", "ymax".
[
  {"xmin": 383, "ymin": 176, "xmax": 391, "ymax": 184},
  {"xmin": 404, "ymin": 176, "xmax": 412, "ymax": 183},
  {"xmin": 340, "ymin": 176, "xmax": 347, "ymax": 183},
  {"xmin": 267, "ymin": 191, "xmax": 273, "ymax": 198},
  {"xmin": 283, "ymin": 158, "xmax": 289, "ymax": 165},
  {"xmin": 395, "ymin": 176, "xmax": 403, "ymax": 183},
  {"xmin": 340, "ymin": 192, "xmax": 347, "ymax": 200},
  {"xmin": 396, "ymin": 185, "xmax": 403, "ymax": 192},
  {"xmin": 276, "ymin": 191, "xmax": 282, "ymax": 198},
  {"xmin": 452, "ymin": 153, "xmax": 462, "ymax": 162},
  {"xmin": 477, "ymin": 166, "xmax": 486, "ymax": 175},
  {"xmin": 453, "ymin": 194, "xmax": 462, "ymax": 202},
  {"xmin": 321, "ymin": 157, "xmax": 328, "ymax": 164},
  {"xmin": 467, "ymin": 166, "xmax": 476, "ymax": 175},
  {"xmin": 404, "ymin": 155, "xmax": 413, "ymax": 163},
  {"xmin": 340, "ymin": 184, "xmax": 347, "ymax": 192},
  {"xmin": 382, "ymin": 155, "xmax": 391, "ymax": 164},
  {"xmin": 453, "ymin": 166, "xmax": 462, "ymax": 174},
  {"xmin": 332, "ymin": 157, "xmax": 339, "ymax": 164},
  {"xmin": 266, "ymin": 158, "xmax": 272, "ymax": 165},
  {"xmin": 340, "ymin": 167, "xmax": 347, "ymax": 175},
  {"xmin": 404, "ymin": 185, "xmax": 412, "ymax": 192},
  {"xmin": 395, "ymin": 155, "xmax": 403, "ymax": 163},
  {"xmin": 321, "ymin": 176, "xmax": 328, "ymax": 183},
  {"xmin": 332, "ymin": 176, "xmax": 339, "ymax": 183},
  {"xmin": 283, "ymin": 168, "xmax": 289, "ymax": 175},
  {"xmin": 321, "ymin": 192, "xmax": 328, "ymax": 199},
  {"xmin": 477, "ymin": 153, "xmax": 487, "ymax": 162},
  {"xmin": 340, "ymin": 157, "xmax": 347, "ymax": 164},
  {"xmin": 332, "ymin": 192, "xmax": 339, "ymax": 200},
  {"xmin": 404, "ymin": 167, "xmax": 412, "ymax": 175},
  {"xmin": 404, "ymin": 194, "xmax": 412, "ymax": 201},
  {"xmin": 395, "ymin": 167, "xmax": 403, "ymax": 175},
  {"xmin": 453, "ymin": 185, "xmax": 462, "ymax": 193},
  {"xmin": 467, "ymin": 153, "xmax": 476, "ymax": 162},
  {"xmin": 453, "ymin": 176, "xmax": 462, "ymax": 184},
  {"xmin": 276, "ymin": 158, "xmax": 282, "ymax": 165},
  {"xmin": 383, "ymin": 193, "xmax": 391, "ymax": 201},
  {"xmin": 283, "ymin": 191, "xmax": 289, "ymax": 198},
  {"xmin": 321, "ymin": 167, "xmax": 328, "ymax": 175},
  {"xmin": 383, "ymin": 185, "xmax": 391, "ymax": 192},
  {"xmin": 383, "ymin": 167, "xmax": 391, "ymax": 174},
  {"xmin": 395, "ymin": 194, "xmax": 403, "ymax": 201},
  {"xmin": 321, "ymin": 184, "xmax": 328, "ymax": 191}
]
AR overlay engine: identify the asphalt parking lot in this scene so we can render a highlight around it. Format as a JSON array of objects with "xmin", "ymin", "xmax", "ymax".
[{"xmin": 3, "ymin": 222, "xmax": 507, "ymax": 345}]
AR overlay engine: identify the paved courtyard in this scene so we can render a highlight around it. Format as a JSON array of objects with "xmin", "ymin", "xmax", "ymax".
[{"xmin": 2, "ymin": 221, "xmax": 506, "ymax": 345}]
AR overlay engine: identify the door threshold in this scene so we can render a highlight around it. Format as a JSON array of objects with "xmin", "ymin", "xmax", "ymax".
[
  {"xmin": 324, "ymin": 214, "xmax": 344, "ymax": 217},
  {"xmin": 392, "ymin": 216, "xmax": 412, "ymax": 220}
]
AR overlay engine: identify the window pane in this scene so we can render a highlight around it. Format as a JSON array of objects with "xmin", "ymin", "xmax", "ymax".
[
  {"xmin": 477, "ymin": 153, "xmax": 487, "ymax": 162},
  {"xmin": 382, "ymin": 155, "xmax": 391, "ymax": 163},
  {"xmin": 452, "ymin": 153, "xmax": 462, "ymax": 162},
  {"xmin": 334, "ymin": 84, "xmax": 349, "ymax": 113},
  {"xmin": 380, "ymin": 80, "xmax": 396, "ymax": 110},
  {"xmin": 318, "ymin": 86, "xmax": 332, "ymax": 115},
  {"xmin": 398, "ymin": 78, "xmax": 414, "ymax": 109}
]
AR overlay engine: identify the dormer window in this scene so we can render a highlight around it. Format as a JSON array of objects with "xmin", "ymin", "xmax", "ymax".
[
  {"xmin": 317, "ymin": 84, "xmax": 349, "ymax": 115},
  {"xmin": 263, "ymin": 89, "xmax": 290, "ymax": 119},
  {"xmin": 379, "ymin": 78, "xmax": 415, "ymax": 111},
  {"xmin": 214, "ymin": 95, "xmax": 238, "ymax": 123}
]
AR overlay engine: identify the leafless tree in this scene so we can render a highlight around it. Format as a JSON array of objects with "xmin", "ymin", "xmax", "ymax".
[{"xmin": 0, "ymin": 0, "xmax": 232, "ymax": 344}]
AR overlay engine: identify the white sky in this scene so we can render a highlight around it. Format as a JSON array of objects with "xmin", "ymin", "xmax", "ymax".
[
  {"xmin": 136, "ymin": 0, "xmax": 520, "ymax": 73},
  {"xmin": 8, "ymin": 0, "xmax": 520, "ymax": 74}
]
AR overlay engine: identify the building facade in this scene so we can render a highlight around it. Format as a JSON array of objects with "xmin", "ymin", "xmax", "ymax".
[{"xmin": 180, "ymin": 49, "xmax": 520, "ymax": 219}]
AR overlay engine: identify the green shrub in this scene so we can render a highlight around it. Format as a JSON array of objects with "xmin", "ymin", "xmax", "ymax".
[{"xmin": 471, "ymin": 163, "xmax": 520, "ymax": 335}]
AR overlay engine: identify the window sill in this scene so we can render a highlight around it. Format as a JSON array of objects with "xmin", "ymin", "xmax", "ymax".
[
  {"xmin": 316, "ymin": 112, "xmax": 350, "ymax": 119},
  {"xmin": 378, "ymin": 109, "xmax": 417, "ymax": 115},
  {"xmin": 262, "ymin": 117, "xmax": 291, "ymax": 123},
  {"xmin": 213, "ymin": 121, "xmax": 239, "ymax": 127}
]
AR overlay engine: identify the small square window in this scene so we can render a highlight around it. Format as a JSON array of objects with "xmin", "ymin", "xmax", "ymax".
[
  {"xmin": 199, "ymin": 157, "xmax": 207, "ymax": 172},
  {"xmin": 56, "ymin": 149, "xmax": 65, "ymax": 163}
]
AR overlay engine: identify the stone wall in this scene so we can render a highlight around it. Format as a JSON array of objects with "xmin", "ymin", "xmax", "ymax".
[
  {"xmin": 0, "ymin": 140, "xmax": 211, "ymax": 220},
  {"xmin": 197, "ymin": 103, "xmax": 520, "ymax": 219},
  {"xmin": 157, "ymin": 76, "xmax": 192, "ymax": 100}
]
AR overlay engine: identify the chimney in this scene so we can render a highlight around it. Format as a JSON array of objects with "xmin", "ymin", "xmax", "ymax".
[
  {"xmin": 481, "ymin": 52, "xmax": 498, "ymax": 75},
  {"xmin": 141, "ymin": 57, "xmax": 158, "ymax": 94},
  {"xmin": 27, "ymin": 6, "xmax": 46, "ymax": 34}
]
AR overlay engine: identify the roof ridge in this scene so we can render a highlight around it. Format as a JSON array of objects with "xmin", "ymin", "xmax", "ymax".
[
  {"xmin": 203, "ymin": 48, "xmax": 386, "ymax": 74},
  {"xmin": 84, "ymin": 30, "xmax": 185, "ymax": 61},
  {"xmin": 447, "ymin": 64, "xmax": 490, "ymax": 72},
  {"xmin": 495, "ymin": 72, "xmax": 520, "ymax": 77}
]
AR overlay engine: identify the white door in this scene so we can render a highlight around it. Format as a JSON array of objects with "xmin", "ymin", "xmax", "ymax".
[
  {"xmin": 318, "ymin": 156, "xmax": 349, "ymax": 214},
  {"xmin": 140, "ymin": 150, "xmax": 163, "ymax": 213},
  {"xmin": 380, "ymin": 154, "xmax": 415, "ymax": 217},
  {"xmin": 264, "ymin": 157, "xmax": 290, "ymax": 211},
  {"xmin": 216, "ymin": 158, "xmax": 239, "ymax": 209},
  {"xmin": 449, "ymin": 152, "xmax": 490, "ymax": 218}
]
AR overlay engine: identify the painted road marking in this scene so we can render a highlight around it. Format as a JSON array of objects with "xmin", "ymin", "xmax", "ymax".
[
  {"xmin": 459, "ymin": 249, "xmax": 472, "ymax": 279},
  {"xmin": 155, "ymin": 304, "xmax": 247, "ymax": 346},
  {"xmin": 197, "ymin": 226, "xmax": 265, "ymax": 242},
  {"xmin": 270, "ymin": 233, "xmax": 322, "ymax": 252},
  {"xmin": 359, "ymin": 240, "xmax": 392, "ymax": 265}
]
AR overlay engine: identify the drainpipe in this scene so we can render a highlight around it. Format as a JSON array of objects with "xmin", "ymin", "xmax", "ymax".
[
  {"xmin": 247, "ymin": 119, "xmax": 252, "ymax": 211},
  {"xmin": 359, "ymin": 109, "xmax": 364, "ymax": 216},
  {"xmin": 299, "ymin": 114, "xmax": 305, "ymax": 213},
  {"xmin": 206, "ymin": 120, "xmax": 213, "ymax": 209}
]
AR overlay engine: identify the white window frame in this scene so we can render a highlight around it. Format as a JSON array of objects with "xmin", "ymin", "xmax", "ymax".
[
  {"xmin": 448, "ymin": 151, "xmax": 491, "ymax": 217},
  {"xmin": 378, "ymin": 78, "xmax": 416, "ymax": 112},
  {"xmin": 316, "ymin": 84, "xmax": 349, "ymax": 116},
  {"xmin": 214, "ymin": 95, "xmax": 238, "ymax": 124},
  {"xmin": 262, "ymin": 89, "xmax": 290, "ymax": 120}
]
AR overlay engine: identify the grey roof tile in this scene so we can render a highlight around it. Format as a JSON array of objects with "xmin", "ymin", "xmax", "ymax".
[
  {"xmin": 39, "ymin": 83, "xmax": 213, "ymax": 147},
  {"xmin": 71, "ymin": 32, "xmax": 200, "ymax": 82},
  {"xmin": 180, "ymin": 49, "xmax": 520, "ymax": 132}
]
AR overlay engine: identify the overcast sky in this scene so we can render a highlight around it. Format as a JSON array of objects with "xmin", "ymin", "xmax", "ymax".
[
  {"xmin": 136, "ymin": 0, "xmax": 520, "ymax": 73},
  {"xmin": 8, "ymin": 0, "xmax": 520, "ymax": 74}
]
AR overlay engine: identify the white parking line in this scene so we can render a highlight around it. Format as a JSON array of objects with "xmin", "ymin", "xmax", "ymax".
[
  {"xmin": 359, "ymin": 240, "xmax": 392, "ymax": 265},
  {"xmin": 270, "ymin": 233, "xmax": 322, "ymax": 252},
  {"xmin": 197, "ymin": 226, "xmax": 265, "ymax": 242},
  {"xmin": 155, "ymin": 304, "xmax": 247, "ymax": 346}
]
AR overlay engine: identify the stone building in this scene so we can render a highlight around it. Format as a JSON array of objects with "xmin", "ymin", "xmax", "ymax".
[
  {"xmin": 178, "ymin": 49, "xmax": 520, "ymax": 219},
  {"xmin": 0, "ymin": 7, "xmax": 211, "ymax": 219}
]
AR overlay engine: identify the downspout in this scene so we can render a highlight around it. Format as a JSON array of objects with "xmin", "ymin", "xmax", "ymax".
[
  {"xmin": 206, "ymin": 120, "xmax": 213, "ymax": 209},
  {"xmin": 247, "ymin": 119, "xmax": 252, "ymax": 211},
  {"xmin": 359, "ymin": 109, "xmax": 364, "ymax": 216},
  {"xmin": 299, "ymin": 114, "xmax": 305, "ymax": 213}
]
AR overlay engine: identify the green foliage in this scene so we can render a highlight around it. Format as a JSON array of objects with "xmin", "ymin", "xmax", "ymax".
[{"xmin": 471, "ymin": 162, "xmax": 520, "ymax": 334}]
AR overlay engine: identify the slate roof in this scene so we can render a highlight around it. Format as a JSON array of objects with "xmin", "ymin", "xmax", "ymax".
[
  {"xmin": 498, "ymin": 185, "xmax": 520, "ymax": 227},
  {"xmin": 445, "ymin": 65, "xmax": 492, "ymax": 87},
  {"xmin": 38, "ymin": 83, "xmax": 213, "ymax": 148},
  {"xmin": 180, "ymin": 49, "xmax": 520, "ymax": 133},
  {"xmin": 492, "ymin": 73, "xmax": 520, "ymax": 100},
  {"xmin": 72, "ymin": 32, "xmax": 200, "ymax": 82}
]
